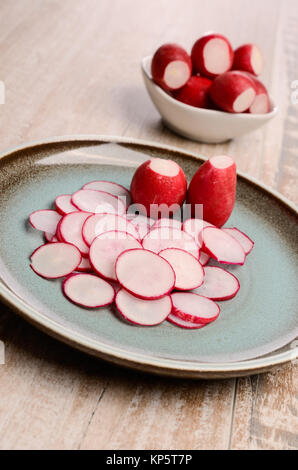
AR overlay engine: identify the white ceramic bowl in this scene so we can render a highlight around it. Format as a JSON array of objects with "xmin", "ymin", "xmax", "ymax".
[{"xmin": 141, "ymin": 55, "xmax": 278, "ymax": 144}]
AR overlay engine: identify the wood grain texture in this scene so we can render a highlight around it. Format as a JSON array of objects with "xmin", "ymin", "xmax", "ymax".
[{"xmin": 0, "ymin": 0, "xmax": 297, "ymax": 450}]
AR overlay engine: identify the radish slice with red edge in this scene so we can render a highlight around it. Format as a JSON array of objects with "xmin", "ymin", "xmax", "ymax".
[
  {"xmin": 89, "ymin": 231, "xmax": 142, "ymax": 281},
  {"xmin": 199, "ymin": 251, "xmax": 210, "ymax": 266},
  {"xmin": 152, "ymin": 218, "xmax": 182, "ymax": 230},
  {"xmin": 171, "ymin": 292, "xmax": 220, "ymax": 324},
  {"xmin": 142, "ymin": 227, "xmax": 199, "ymax": 258},
  {"xmin": 202, "ymin": 227, "xmax": 246, "ymax": 265},
  {"xmin": 159, "ymin": 248, "xmax": 204, "ymax": 290},
  {"xmin": 44, "ymin": 232, "xmax": 55, "ymax": 243},
  {"xmin": 76, "ymin": 257, "xmax": 92, "ymax": 272},
  {"xmin": 59, "ymin": 211, "xmax": 90, "ymax": 257},
  {"xmin": 192, "ymin": 266, "xmax": 240, "ymax": 301},
  {"xmin": 116, "ymin": 248, "xmax": 175, "ymax": 300},
  {"xmin": 167, "ymin": 313, "xmax": 206, "ymax": 330},
  {"xmin": 82, "ymin": 181, "xmax": 131, "ymax": 207},
  {"xmin": 29, "ymin": 210, "xmax": 61, "ymax": 233},
  {"xmin": 30, "ymin": 243, "xmax": 81, "ymax": 279},
  {"xmin": 71, "ymin": 189, "xmax": 126, "ymax": 215},
  {"xmin": 116, "ymin": 289, "xmax": 172, "ymax": 326},
  {"xmin": 221, "ymin": 228, "xmax": 254, "ymax": 255},
  {"xmin": 55, "ymin": 194, "xmax": 78, "ymax": 215},
  {"xmin": 63, "ymin": 273, "xmax": 115, "ymax": 308},
  {"xmin": 182, "ymin": 219, "xmax": 214, "ymax": 247},
  {"xmin": 83, "ymin": 213, "xmax": 139, "ymax": 246}
]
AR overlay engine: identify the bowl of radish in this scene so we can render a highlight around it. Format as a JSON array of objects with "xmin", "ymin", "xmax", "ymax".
[{"xmin": 141, "ymin": 33, "xmax": 277, "ymax": 143}]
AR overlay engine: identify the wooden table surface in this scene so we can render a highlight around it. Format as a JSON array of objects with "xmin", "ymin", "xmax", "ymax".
[{"xmin": 0, "ymin": 0, "xmax": 297, "ymax": 450}]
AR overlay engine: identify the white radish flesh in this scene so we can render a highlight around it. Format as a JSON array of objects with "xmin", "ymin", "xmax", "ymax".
[
  {"xmin": 71, "ymin": 189, "xmax": 126, "ymax": 215},
  {"xmin": 125, "ymin": 213, "xmax": 154, "ymax": 239},
  {"xmin": 116, "ymin": 248, "xmax": 175, "ymax": 300},
  {"xmin": 182, "ymin": 219, "xmax": 214, "ymax": 247},
  {"xmin": 63, "ymin": 274, "xmax": 115, "ymax": 307},
  {"xmin": 44, "ymin": 232, "xmax": 55, "ymax": 243},
  {"xmin": 30, "ymin": 243, "xmax": 81, "ymax": 279},
  {"xmin": 116, "ymin": 289, "xmax": 172, "ymax": 326},
  {"xmin": 55, "ymin": 194, "xmax": 78, "ymax": 215},
  {"xmin": 167, "ymin": 313, "xmax": 206, "ymax": 329},
  {"xmin": 221, "ymin": 228, "xmax": 254, "ymax": 255},
  {"xmin": 171, "ymin": 292, "xmax": 220, "ymax": 324},
  {"xmin": 59, "ymin": 211, "xmax": 90, "ymax": 257},
  {"xmin": 153, "ymin": 218, "xmax": 182, "ymax": 230},
  {"xmin": 83, "ymin": 213, "xmax": 139, "ymax": 246},
  {"xmin": 76, "ymin": 257, "xmax": 92, "ymax": 272},
  {"xmin": 199, "ymin": 251, "xmax": 210, "ymax": 266},
  {"xmin": 89, "ymin": 231, "xmax": 142, "ymax": 281},
  {"xmin": 142, "ymin": 227, "xmax": 199, "ymax": 258},
  {"xmin": 159, "ymin": 248, "xmax": 204, "ymax": 290},
  {"xmin": 82, "ymin": 181, "xmax": 131, "ymax": 207},
  {"xmin": 202, "ymin": 227, "xmax": 246, "ymax": 265},
  {"xmin": 192, "ymin": 266, "xmax": 240, "ymax": 300},
  {"xmin": 29, "ymin": 210, "xmax": 61, "ymax": 233}
]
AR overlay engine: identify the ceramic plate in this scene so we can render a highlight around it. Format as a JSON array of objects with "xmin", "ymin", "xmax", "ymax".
[{"xmin": 0, "ymin": 136, "xmax": 297, "ymax": 378}]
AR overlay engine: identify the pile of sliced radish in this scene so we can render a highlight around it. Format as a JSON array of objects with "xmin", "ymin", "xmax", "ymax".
[{"xmin": 28, "ymin": 175, "xmax": 254, "ymax": 329}]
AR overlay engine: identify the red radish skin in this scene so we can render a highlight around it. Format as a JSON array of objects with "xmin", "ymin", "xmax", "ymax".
[
  {"xmin": 173, "ymin": 76, "xmax": 212, "ymax": 108},
  {"xmin": 63, "ymin": 273, "xmax": 115, "ymax": 308},
  {"xmin": 192, "ymin": 266, "xmax": 240, "ymax": 300},
  {"xmin": 191, "ymin": 33, "xmax": 234, "ymax": 79},
  {"xmin": 82, "ymin": 213, "xmax": 140, "ymax": 246},
  {"xmin": 199, "ymin": 251, "xmax": 210, "ymax": 266},
  {"xmin": 167, "ymin": 313, "xmax": 206, "ymax": 329},
  {"xmin": 29, "ymin": 210, "xmax": 61, "ymax": 233},
  {"xmin": 116, "ymin": 289, "xmax": 172, "ymax": 326},
  {"xmin": 171, "ymin": 292, "xmax": 220, "ymax": 324},
  {"xmin": 222, "ymin": 228, "xmax": 254, "ymax": 255},
  {"xmin": 246, "ymin": 75, "xmax": 270, "ymax": 114},
  {"xmin": 210, "ymin": 71, "xmax": 256, "ymax": 113},
  {"xmin": 142, "ymin": 227, "xmax": 199, "ymax": 259},
  {"xmin": 130, "ymin": 158, "xmax": 187, "ymax": 218},
  {"xmin": 159, "ymin": 248, "xmax": 204, "ymax": 290},
  {"xmin": 115, "ymin": 248, "xmax": 175, "ymax": 300},
  {"xmin": 202, "ymin": 227, "xmax": 246, "ymax": 265},
  {"xmin": 59, "ymin": 211, "xmax": 90, "ymax": 257},
  {"xmin": 55, "ymin": 194, "xmax": 77, "ymax": 215},
  {"xmin": 151, "ymin": 43, "xmax": 192, "ymax": 91},
  {"xmin": 82, "ymin": 181, "xmax": 131, "ymax": 207},
  {"xmin": 89, "ymin": 231, "xmax": 142, "ymax": 281},
  {"xmin": 233, "ymin": 44, "xmax": 263, "ymax": 76},
  {"xmin": 71, "ymin": 189, "xmax": 126, "ymax": 215},
  {"xmin": 30, "ymin": 243, "xmax": 81, "ymax": 279},
  {"xmin": 187, "ymin": 155, "xmax": 236, "ymax": 227}
]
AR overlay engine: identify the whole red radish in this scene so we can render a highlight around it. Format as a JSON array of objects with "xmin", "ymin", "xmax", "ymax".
[
  {"xmin": 246, "ymin": 74, "xmax": 270, "ymax": 114},
  {"xmin": 233, "ymin": 44, "xmax": 263, "ymax": 76},
  {"xmin": 209, "ymin": 71, "xmax": 256, "ymax": 113},
  {"xmin": 191, "ymin": 33, "xmax": 234, "ymax": 79},
  {"xmin": 186, "ymin": 155, "xmax": 236, "ymax": 227},
  {"xmin": 130, "ymin": 158, "xmax": 187, "ymax": 218},
  {"xmin": 173, "ymin": 76, "xmax": 212, "ymax": 108},
  {"xmin": 151, "ymin": 43, "xmax": 192, "ymax": 91}
]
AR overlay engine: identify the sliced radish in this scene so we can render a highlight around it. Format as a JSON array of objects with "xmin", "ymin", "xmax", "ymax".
[
  {"xmin": 199, "ymin": 251, "xmax": 210, "ymax": 266},
  {"xmin": 167, "ymin": 313, "xmax": 206, "ymax": 330},
  {"xmin": 233, "ymin": 44, "xmax": 263, "ymax": 76},
  {"xmin": 71, "ymin": 189, "xmax": 126, "ymax": 215},
  {"xmin": 202, "ymin": 227, "xmax": 246, "ymax": 265},
  {"xmin": 116, "ymin": 248, "xmax": 175, "ymax": 300},
  {"xmin": 151, "ymin": 43, "xmax": 192, "ymax": 91},
  {"xmin": 29, "ymin": 210, "xmax": 62, "ymax": 233},
  {"xmin": 221, "ymin": 228, "xmax": 254, "ymax": 255},
  {"xmin": 142, "ymin": 227, "xmax": 199, "ymax": 258},
  {"xmin": 159, "ymin": 248, "xmax": 204, "ymax": 290},
  {"xmin": 125, "ymin": 213, "xmax": 154, "ymax": 239},
  {"xmin": 209, "ymin": 71, "xmax": 256, "ymax": 113},
  {"xmin": 82, "ymin": 213, "xmax": 139, "ymax": 246},
  {"xmin": 191, "ymin": 33, "xmax": 234, "ymax": 78},
  {"xmin": 89, "ymin": 231, "xmax": 142, "ymax": 281},
  {"xmin": 30, "ymin": 243, "xmax": 81, "ymax": 279},
  {"xmin": 82, "ymin": 181, "xmax": 131, "ymax": 207},
  {"xmin": 44, "ymin": 231, "xmax": 55, "ymax": 243},
  {"xmin": 192, "ymin": 266, "xmax": 240, "ymax": 300},
  {"xmin": 152, "ymin": 218, "xmax": 182, "ymax": 230},
  {"xmin": 63, "ymin": 273, "xmax": 115, "ymax": 308},
  {"xmin": 55, "ymin": 194, "xmax": 78, "ymax": 215},
  {"xmin": 171, "ymin": 292, "xmax": 220, "ymax": 324},
  {"xmin": 76, "ymin": 257, "xmax": 92, "ymax": 272},
  {"xmin": 59, "ymin": 211, "xmax": 90, "ymax": 257},
  {"xmin": 116, "ymin": 289, "xmax": 172, "ymax": 326},
  {"xmin": 182, "ymin": 219, "xmax": 214, "ymax": 247}
]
